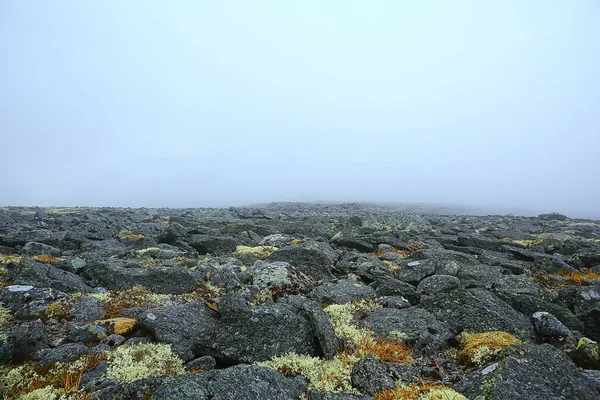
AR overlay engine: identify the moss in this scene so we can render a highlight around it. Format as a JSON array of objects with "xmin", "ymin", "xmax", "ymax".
[
  {"xmin": 18, "ymin": 386, "xmax": 59, "ymax": 400},
  {"xmin": 44, "ymin": 302, "xmax": 71, "ymax": 321},
  {"xmin": 0, "ymin": 306, "xmax": 12, "ymax": 325},
  {"xmin": 135, "ymin": 247, "xmax": 161, "ymax": 257},
  {"xmin": 501, "ymin": 238, "xmax": 543, "ymax": 248},
  {"xmin": 257, "ymin": 352, "xmax": 359, "ymax": 393},
  {"xmin": 102, "ymin": 286, "xmax": 172, "ymax": 318},
  {"xmin": 577, "ymin": 337, "xmax": 599, "ymax": 360},
  {"xmin": 0, "ymin": 255, "xmax": 25, "ymax": 265},
  {"xmin": 233, "ymin": 246, "xmax": 278, "ymax": 259},
  {"xmin": 1, "ymin": 353, "xmax": 106, "ymax": 398},
  {"xmin": 459, "ymin": 331, "xmax": 520, "ymax": 367},
  {"xmin": 375, "ymin": 382, "xmax": 467, "ymax": 400},
  {"xmin": 106, "ymin": 343, "xmax": 185, "ymax": 383},
  {"xmin": 116, "ymin": 230, "xmax": 145, "ymax": 240}
]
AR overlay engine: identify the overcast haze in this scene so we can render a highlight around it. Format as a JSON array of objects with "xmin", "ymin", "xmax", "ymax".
[{"xmin": 1, "ymin": 1, "xmax": 599, "ymax": 218}]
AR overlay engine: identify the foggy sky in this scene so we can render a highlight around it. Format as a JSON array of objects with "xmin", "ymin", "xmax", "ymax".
[{"xmin": 1, "ymin": 1, "xmax": 599, "ymax": 218}]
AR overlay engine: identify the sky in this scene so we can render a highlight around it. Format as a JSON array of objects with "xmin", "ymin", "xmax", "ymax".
[{"xmin": 1, "ymin": 1, "xmax": 599, "ymax": 218}]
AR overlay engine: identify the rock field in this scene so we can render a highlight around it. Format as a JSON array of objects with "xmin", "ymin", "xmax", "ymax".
[{"xmin": 1, "ymin": 203, "xmax": 600, "ymax": 399}]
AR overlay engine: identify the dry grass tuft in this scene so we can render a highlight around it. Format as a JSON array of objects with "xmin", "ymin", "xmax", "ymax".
[
  {"xmin": 556, "ymin": 268, "xmax": 600, "ymax": 285},
  {"xmin": 459, "ymin": 331, "xmax": 520, "ymax": 366}
]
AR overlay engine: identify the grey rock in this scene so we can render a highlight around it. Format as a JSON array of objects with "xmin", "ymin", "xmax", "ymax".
[
  {"xmin": 70, "ymin": 296, "xmax": 105, "ymax": 321},
  {"xmin": 455, "ymin": 344, "xmax": 600, "ymax": 400},
  {"xmin": 301, "ymin": 300, "xmax": 340, "ymax": 359},
  {"xmin": 7, "ymin": 259, "xmax": 91, "ymax": 293},
  {"xmin": 82, "ymin": 261, "xmax": 202, "ymax": 294},
  {"xmin": 358, "ymin": 307, "xmax": 453, "ymax": 354},
  {"xmin": 308, "ymin": 279, "xmax": 376, "ymax": 305},
  {"xmin": 531, "ymin": 312, "xmax": 575, "ymax": 343},
  {"xmin": 350, "ymin": 356, "xmax": 395, "ymax": 395},
  {"xmin": 21, "ymin": 241, "xmax": 61, "ymax": 256},
  {"xmin": 370, "ymin": 278, "xmax": 420, "ymax": 305},
  {"xmin": 251, "ymin": 260, "xmax": 293, "ymax": 289},
  {"xmin": 308, "ymin": 390, "xmax": 370, "ymax": 400},
  {"xmin": 416, "ymin": 274, "xmax": 460, "ymax": 295},
  {"xmin": 34, "ymin": 343, "xmax": 88, "ymax": 363},
  {"xmin": 498, "ymin": 292, "xmax": 583, "ymax": 332},
  {"xmin": 419, "ymin": 288, "xmax": 536, "ymax": 340},
  {"xmin": 137, "ymin": 302, "xmax": 218, "ymax": 361},
  {"xmin": 185, "ymin": 355, "xmax": 216, "ymax": 372},
  {"xmin": 199, "ymin": 301, "xmax": 318, "ymax": 363},
  {"xmin": 11, "ymin": 321, "xmax": 48, "ymax": 362},
  {"xmin": 266, "ymin": 241, "xmax": 336, "ymax": 281},
  {"xmin": 0, "ymin": 286, "xmax": 69, "ymax": 320},
  {"xmin": 152, "ymin": 364, "xmax": 307, "ymax": 400}
]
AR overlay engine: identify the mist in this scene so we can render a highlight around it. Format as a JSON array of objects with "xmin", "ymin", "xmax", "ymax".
[{"xmin": 1, "ymin": 1, "xmax": 599, "ymax": 218}]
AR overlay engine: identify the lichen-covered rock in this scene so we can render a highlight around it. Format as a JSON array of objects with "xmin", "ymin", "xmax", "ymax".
[
  {"xmin": 137, "ymin": 302, "xmax": 218, "ymax": 361},
  {"xmin": 370, "ymin": 278, "xmax": 420, "ymax": 305},
  {"xmin": 531, "ymin": 311, "xmax": 575, "ymax": 344},
  {"xmin": 6, "ymin": 259, "xmax": 91, "ymax": 293},
  {"xmin": 416, "ymin": 274, "xmax": 460, "ymax": 295},
  {"xmin": 81, "ymin": 261, "xmax": 203, "ymax": 294},
  {"xmin": 251, "ymin": 260, "xmax": 294, "ymax": 289},
  {"xmin": 455, "ymin": 344, "xmax": 600, "ymax": 400},
  {"xmin": 34, "ymin": 342, "xmax": 88, "ymax": 363},
  {"xmin": 419, "ymin": 289, "xmax": 536, "ymax": 340},
  {"xmin": 70, "ymin": 296, "xmax": 105, "ymax": 321},
  {"xmin": 357, "ymin": 307, "xmax": 453, "ymax": 354},
  {"xmin": 0, "ymin": 285, "xmax": 69, "ymax": 320},
  {"xmin": 266, "ymin": 241, "xmax": 336, "ymax": 281},
  {"xmin": 350, "ymin": 356, "xmax": 395, "ymax": 395},
  {"xmin": 198, "ymin": 301, "xmax": 318, "ymax": 363},
  {"xmin": 308, "ymin": 279, "xmax": 376, "ymax": 305},
  {"xmin": 152, "ymin": 364, "xmax": 307, "ymax": 400}
]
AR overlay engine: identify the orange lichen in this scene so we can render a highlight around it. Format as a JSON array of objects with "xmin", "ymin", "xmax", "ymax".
[
  {"xmin": 369, "ymin": 248, "xmax": 408, "ymax": 257},
  {"xmin": 375, "ymin": 382, "xmax": 466, "ymax": 400},
  {"xmin": 32, "ymin": 254, "xmax": 63, "ymax": 263},
  {"xmin": 96, "ymin": 317, "xmax": 137, "ymax": 335},
  {"xmin": 556, "ymin": 269, "xmax": 600, "ymax": 285}
]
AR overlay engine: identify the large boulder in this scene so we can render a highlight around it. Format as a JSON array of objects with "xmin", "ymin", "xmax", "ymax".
[
  {"xmin": 455, "ymin": 344, "xmax": 600, "ymax": 400},
  {"xmin": 6, "ymin": 259, "xmax": 91, "ymax": 293},
  {"xmin": 82, "ymin": 261, "xmax": 203, "ymax": 294},
  {"xmin": 151, "ymin": 364, "xmax": 307, "ymax": 400},
  {"xmin": 418, "ymin": 289, "xmax": 535, "ymax": 340},
  {"xmin": 136, "ymin": 302, "xmax": 219, "ymax": 361},
  {"xmin": 357, "ymin": 307, "xmax": 453, "ymax": 354},
  {"xmin": 197, "ymin": 295, "xmax": 318, "ymax": 363},
  {"xmin": 266, "ymin": 241, "xmax": 336, "ymax": 281}
]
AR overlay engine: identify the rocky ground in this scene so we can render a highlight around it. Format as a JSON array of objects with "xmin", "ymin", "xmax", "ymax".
[{"xmin": 0, "ymin": 203, "xmax": 599, "ymax": 400}]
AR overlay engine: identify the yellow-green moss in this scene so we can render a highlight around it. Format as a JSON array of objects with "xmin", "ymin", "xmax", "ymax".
[
  {"xmin": 106, "ymin": 343, "xmax": 185, "ymax": 383},
  {"xmin": 233, "ymin": 245, "xmax": 278, "ymax": 259},
  {"xmin": 44, "ymin": 302, "xmax": 71, "ymax": 321},
  {"xmin": 257, "ymin": 352, "xmax": 360, "ymax": 393}
]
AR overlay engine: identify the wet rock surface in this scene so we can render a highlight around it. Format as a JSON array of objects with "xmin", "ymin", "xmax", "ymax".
[{"xmin": 1, "ymin": 204, "xmax": 599, "ymax": 399}]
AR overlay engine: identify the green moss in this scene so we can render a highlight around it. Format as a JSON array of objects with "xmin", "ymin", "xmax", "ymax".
[
  {"xmin": 577, "ymin": 337, "xmax": 599, "ymax": 360},
  {"xmin": 257, "ymin": 352, "xmax": 359, "ymax": 393},
  {"xmin": 106, "ymin": 343, "xmax": 185, "ymax": 383}
]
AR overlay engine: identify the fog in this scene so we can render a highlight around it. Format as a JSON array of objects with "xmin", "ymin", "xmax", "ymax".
[{"xmin": 1, "ymin": 1, "xmax": 599, "ymax": 218}]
